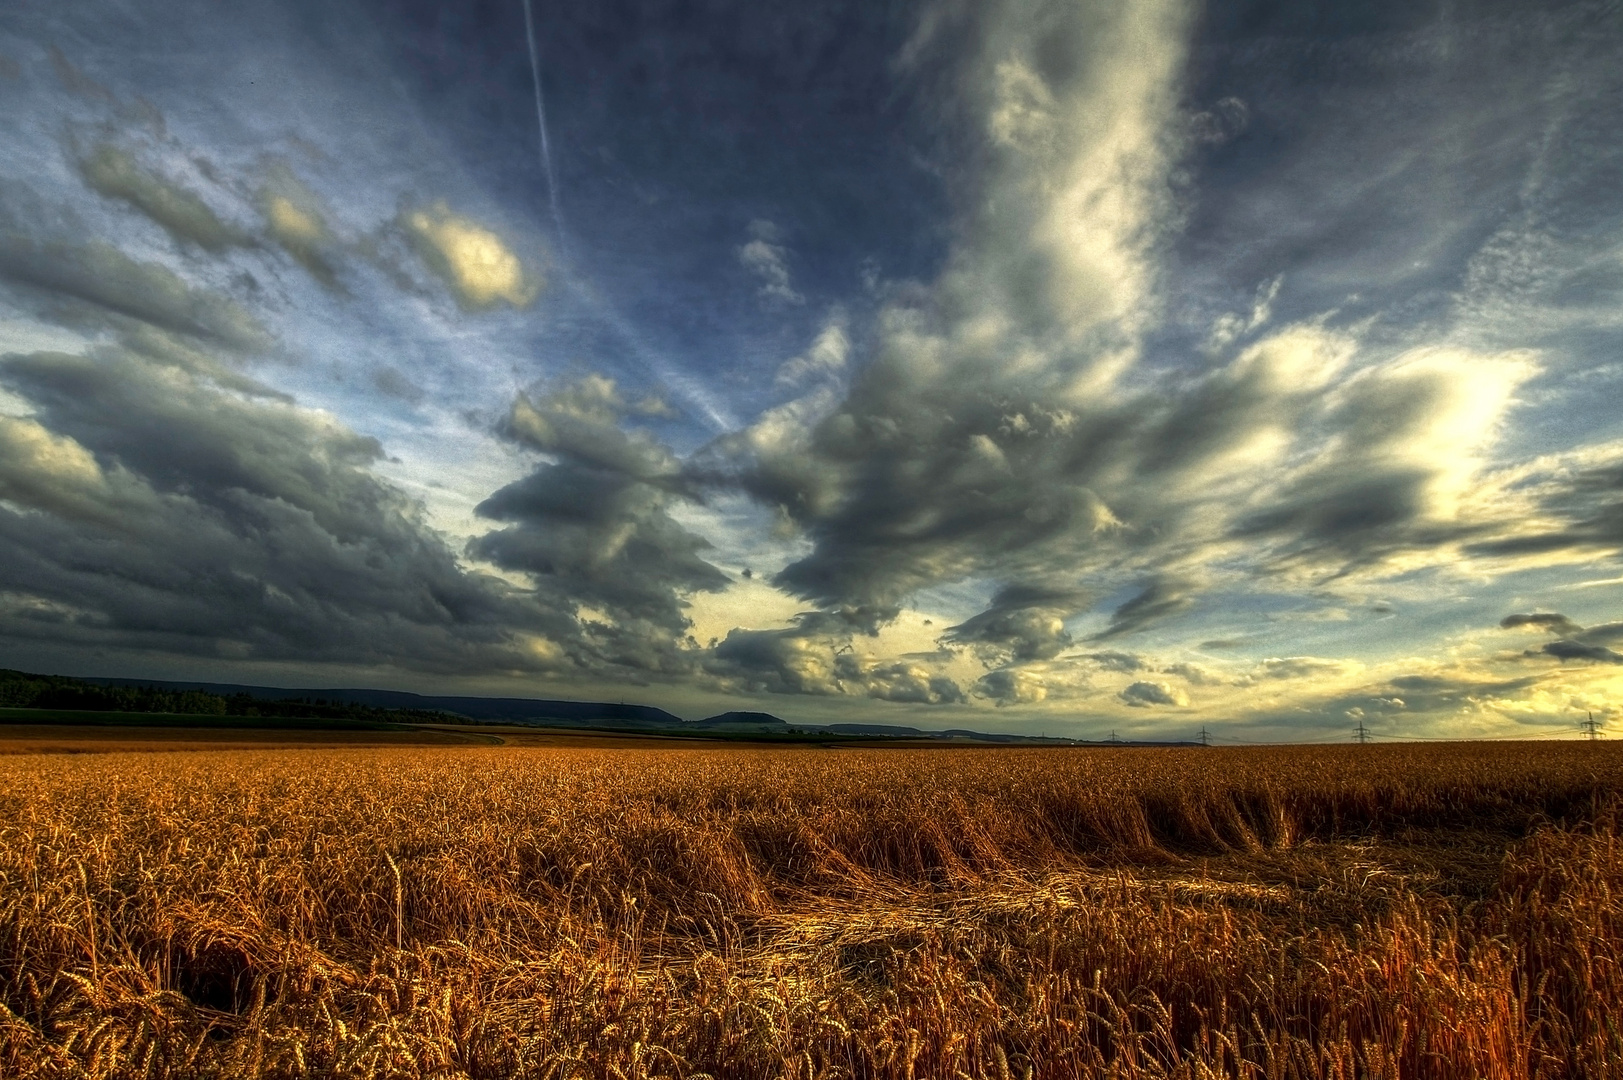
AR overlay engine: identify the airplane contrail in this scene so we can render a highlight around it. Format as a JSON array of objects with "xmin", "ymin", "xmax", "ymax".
[
  {"xmin": 516, "ymin": 0, "xmax": 736, "ymax": 433},
  {"xmin": 521, "ymin": 0, "xmax": 564, "ymax": 244}
]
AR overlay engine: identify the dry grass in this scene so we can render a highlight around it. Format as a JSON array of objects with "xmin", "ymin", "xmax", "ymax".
[{"xmin": 1, "ymin": 742, "xmax": 1620, "ymax": 1078}]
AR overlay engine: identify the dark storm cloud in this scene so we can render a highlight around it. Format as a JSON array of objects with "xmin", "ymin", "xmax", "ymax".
[
  {"xmin": 469, "ymin": 378, "xmax": 731, "ymax": 671},
  {"xmin": 0, "ymin": 345, "xmax": 561, "ymax": 671},
  {"xmin": 707, "ymin": 291, "xmax": 1530, "ymax": 656},
  {"xmin": 5, "ymin": 0, "xmax": 1622, "ymax": 732},
  {"xmin": 4, "ymin": 349, "xmax": 383, "ymax": 538},
  {"xmin": 941, "ymin": 583, "xmax": 1084, "ymax": 662}
]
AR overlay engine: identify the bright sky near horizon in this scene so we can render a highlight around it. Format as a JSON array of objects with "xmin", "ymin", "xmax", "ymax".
[{"xmin": 1, "ymin": 0, "xmax": 1622, "ymax": 739}]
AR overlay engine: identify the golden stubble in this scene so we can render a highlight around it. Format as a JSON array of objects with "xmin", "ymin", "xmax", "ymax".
[{"xmin": 1, "ymin": 741, "xmax": 1620, "ymax": 1077}]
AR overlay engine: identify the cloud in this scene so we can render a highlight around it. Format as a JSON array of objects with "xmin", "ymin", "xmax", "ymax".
[
  {"xmin": 1499, "ymin": 613, "xmax": 1623, "ymax": 665},
  {"xmin": 503, "ymin": 375, "xmax": 679, "ymax": 481},
  {"xmin": 0, "ymin": 415, "xmax": 116, "ymax": 525},
  {"xmin": 1161, "ymin": 660, "xmax": 1220, "ymax": 685},
  {"xmin": 116, "ymin": 325, "xmax": 287, "ymax": 401},
  {"xmin": 8, "ymin": 0, "xmax": 1617, "ymax": 733},
  {"xmin": 1081, "ymin": 650, "xmax": 1147, "ymax": 673},
  {"xmin": 738, "ymin": 220, "xmax": 803, "ymax": 306},
  {"xmin": 709, "ymin": 628, "xmax": 842, "ymax": 696},
  {"xmin": 776, "ymin": 310, "xmax": 850, "ymax": 386},
  {"xmin": 691, "ymin": 0, "xmax": 1551, "ymax": 675},
  {"xmin": 1093, "ymin": 579, "xmax": 1195, "ymax": 640},
  {"xmin": 77, "ymin": 144, "xmax": 247, "ymax": 253},
  {"xmin": 1500, "ymin": 612, "xmax": 1584, "ymax": 636},
  {"xmin": 1204, "ymin": 274, "xmax": 1280, "ymax": 354},
  {"xmin": 703, "ymin": 292, "xmax": 1535, "ymax": 705},
  {"xmin": 863, "ymin": 659, "xmax": 967, "ymax": 704},
  {"xmin": 1189, "ymin": 95, "xmax": 1249, "ymax": 146},
  {"xmin": 372, "ymin": 366, "xmax": 425, "ymax": 405},
  {"xmin": 973, "ymin": 666, "xmax": 1048, "ymax": 706},
  {"xmin": 708, "ymin": 620, "xmax": 965, "ymax": 703},
  {"xmin": 689, "ymin": 0, "xmax": 1198, "ymax": 616},
  {"xmin": 1252, "ymin": 656, "xmax": 1356, "ymax": 681},
  {"xmin": 1538, "ymin": 640, "xmax": 1623, "ymax": 665},
  {"xmin": 48, "ymin": 45, "xmax": 114, "ymax": 104},
  {"xmin": 470, "ymin": 378, "xmax": 729, "ymax": 672},
  {"xmin": 259, "ymin": 166, "xmax": 343, "ymax": 290},
  {"xmin": 0, "ymin": 233, "xmax": 270, "ymax": 352},
  {"xmin": 0, "ymin": 343, "xmax": 561, "ymax": 672},
  {"xmin": 698, "ymin": 2, "xmax": 1543, "ymax": 668},
  {"xmin": 1299, "ymin": 672, "xmax": 1553, "ymax": 731},
  {"xmin": 943, "ymin": 583, "xmax": 1084, "ymax": 662},
  {"xmin": 1119, "ymin": 680, "xmax": 1188, "ymax": 708},
  {"xmin": 403, "ymin": 202, "xmax": 538, "ymax": 310},
  {"xmin": 1230, "ymin": 347, "xmax": 1537, "ymax": 569},
  {"xmin": 1578, "ymin": 622, "xmax": 1623, "ymax": 645},
  {"xmin": 1469, "ymin": 446, "xmax": 1623, "ymax": 562}
]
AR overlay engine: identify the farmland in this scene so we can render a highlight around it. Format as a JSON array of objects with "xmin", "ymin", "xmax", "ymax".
[{"xmin": 1, "ymin": 742, "xmax": 1620, "ymax": 1078}]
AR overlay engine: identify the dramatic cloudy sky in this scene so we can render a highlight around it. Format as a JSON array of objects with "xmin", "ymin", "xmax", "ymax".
[{"xmin": 2, "ymin": 0, "xmax": 1621, "ymax": 739}]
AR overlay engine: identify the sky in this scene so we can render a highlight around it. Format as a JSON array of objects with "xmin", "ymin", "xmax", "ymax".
[{"xmin": 1, "ymin": 0, "xmax": 1622, "ymax": 741}]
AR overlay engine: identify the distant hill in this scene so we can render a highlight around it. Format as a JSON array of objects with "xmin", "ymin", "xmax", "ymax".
[
  {"xmin": 86, "ymin": 678, "xmax": 686, "ymax": 727},
  {"xmin": 697, "ymin": 711, "xmax": 787, "ymax": 727},
  {"xmin": 23, "ymin": 672, "xmax": 1159, "ymax": 745}
]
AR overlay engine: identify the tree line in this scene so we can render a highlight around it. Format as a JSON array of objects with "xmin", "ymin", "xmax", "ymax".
[{"xmin": 0, "ymin": 669, "xmax": 465, "ymax": 724}]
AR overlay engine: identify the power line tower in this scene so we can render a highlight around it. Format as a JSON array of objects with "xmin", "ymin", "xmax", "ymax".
[
  {"xmin": 1353, "ymin": 721, "xmax": 1371, "ymax": 744},
  {"xmin": 1197, "ymin": 726, "xmax": 1211, "ymax": 747},
  {"xmin": 1581, "ymin": 711, "xmax": 1603, "ymax": 741},
  {"xmin": 1108, "ymin": 730, "xmax": 1120, "ymax": 744}
]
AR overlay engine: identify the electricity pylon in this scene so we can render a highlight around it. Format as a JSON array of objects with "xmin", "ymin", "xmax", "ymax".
[
  {"xmin": 1197, "ymin": 726, "xmax": 1211, "ymax": 747},
  {"xmin": 1581, "ymin": 711, "xmax": 1603, "ymax": 741},
  {"xmin": 1353, "ymin": 721, "xmax": 1371, "ymax": 744}
]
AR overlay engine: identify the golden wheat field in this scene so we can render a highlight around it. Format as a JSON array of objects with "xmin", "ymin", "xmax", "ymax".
[{"xmin": 1, "ymin": 741, "xmax": 1621, "ymax": 1079}]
